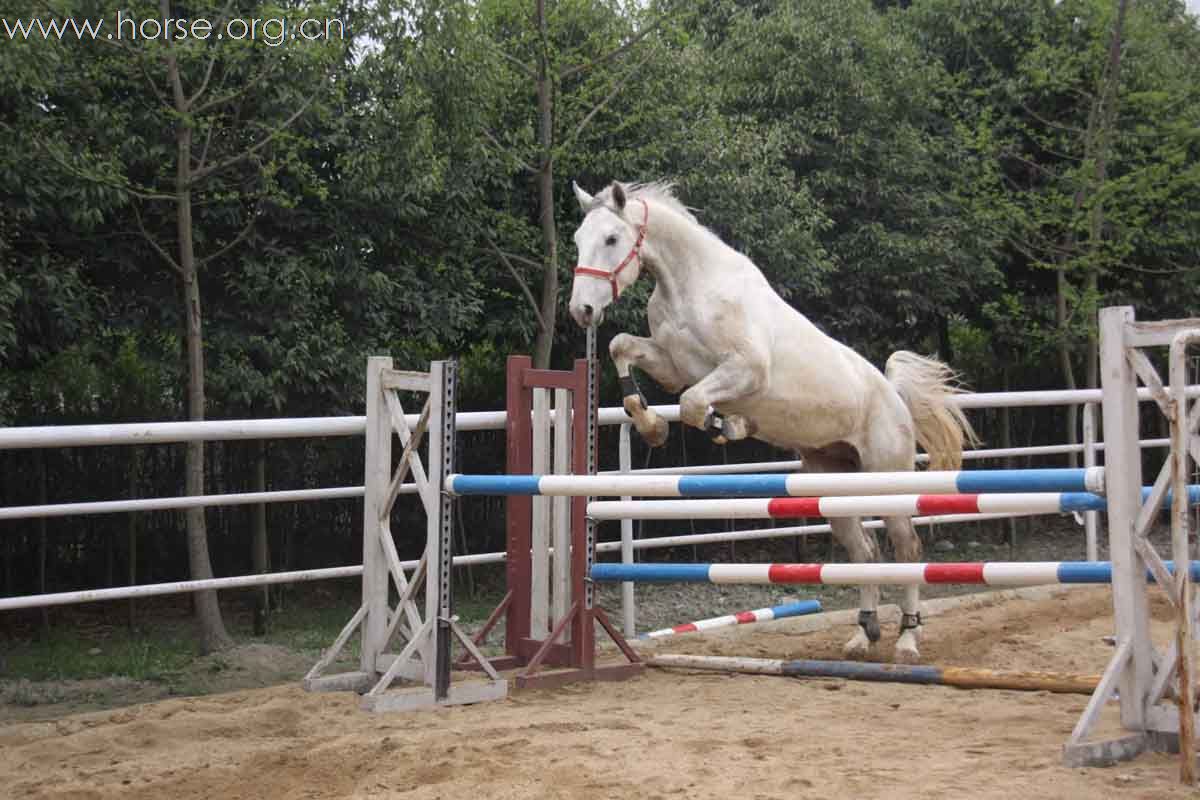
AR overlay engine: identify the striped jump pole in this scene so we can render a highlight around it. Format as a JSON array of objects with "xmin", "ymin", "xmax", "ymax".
[
  {"xmin": 445, "ymin": 467, "xmax": 1106, "ymax": 498},
  {"xmin": 647, "ymin": 655, "xmax": 1101, "ymax": 695},
  {"xmin": 590, "ymin": 560, "xmax": 1200, "ymax": 587},
  {"xmin": 585, "ymin": 485, "xmax": 1200, "ymax": 522},
  {"xmin": 639, "ymin": 599, "xmax": 822, "ymax": 640}
]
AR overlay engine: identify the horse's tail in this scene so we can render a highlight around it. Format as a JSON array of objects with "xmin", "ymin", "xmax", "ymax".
[{"xmin": 885, "ymin": 351, "xmax": 979, "ymax": 471}]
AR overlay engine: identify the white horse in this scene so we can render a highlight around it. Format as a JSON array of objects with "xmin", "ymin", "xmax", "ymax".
[{"xmin": 567, "ymin": 180, "xmax": 977, "ymax": 663}]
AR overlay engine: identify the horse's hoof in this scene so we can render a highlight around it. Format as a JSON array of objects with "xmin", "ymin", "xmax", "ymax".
[
  {"xmin": 894, "ymin": 630, "xmax": 922, "ymax": 664},
  {"xmin": 721, "ymin": 415, "xmax": 755, "ymax": 441},
  {"xmin": 842, "ymin": 632, "xmax": 873, "ymax": 660},
  {"xmin": 640, "ymin": 416, "xmax": 669, "ymax": 448}
]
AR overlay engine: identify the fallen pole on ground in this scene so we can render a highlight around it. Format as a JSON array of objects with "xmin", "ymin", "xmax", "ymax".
[
  {"xmin": 646, "ymin": 654, "xmax": 1102, "ymax": 695},
  {"xmin": 639, "ymin": 599, "xmax": 822, "ymax": 639}
]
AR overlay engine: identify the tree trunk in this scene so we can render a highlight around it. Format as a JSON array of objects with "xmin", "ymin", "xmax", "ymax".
[
  {"xmin": 252, "ymin": 440, "xmax": 270, "ymax": 635},
  {"xmin": 1084, "ymin": 0, "xmax": 1128, "ymax": 393},
  {"xmin": 531, "ymin": 0, "xmax": 557, "ymax": 369},
  {"xmin": 1055, "ymin": 268, "xmax": 1079, "ymax": 468},
  {"xmin": 169, "ymin": 39, "xmax": 232, "ymax": 653}
]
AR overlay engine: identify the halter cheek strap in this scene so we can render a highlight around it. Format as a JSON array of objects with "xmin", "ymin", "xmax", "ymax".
[{"xmin": 574, "ymin": 199, "xmax": 649, "ymax": 303}]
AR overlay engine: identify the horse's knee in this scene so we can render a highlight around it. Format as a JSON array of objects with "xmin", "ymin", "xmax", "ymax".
[
  {"xmin": 609, "ymin": 333, "xmax": 634, "ymax": 361},
  {"xmin": 678, "ymin": 389, "xmax": 708, "ymax": 429}
]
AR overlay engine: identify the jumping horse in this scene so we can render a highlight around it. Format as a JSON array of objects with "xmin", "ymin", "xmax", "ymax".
[{"xmin": 567, "ymin": 180, "xmax": 976, "ymax": 663}]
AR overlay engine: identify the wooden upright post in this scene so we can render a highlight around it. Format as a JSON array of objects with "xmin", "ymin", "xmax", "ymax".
[
  {"xmin": 361, "ymin": 356, "xmax": 393, "ymax": 675},
  {"xmin": 505, "ymin": 355, "xmax": 534, "ymax": 658},
  {"xmin": 1098, "ymin": 306, "xmax": 1154, "ymax": 731}
]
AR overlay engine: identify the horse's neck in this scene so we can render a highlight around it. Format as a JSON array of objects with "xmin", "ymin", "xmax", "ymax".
[{"xmin": 641, "ymin": 201, "xmax": 723, "ymax": 300}]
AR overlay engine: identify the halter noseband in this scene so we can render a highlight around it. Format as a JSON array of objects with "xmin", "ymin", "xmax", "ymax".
[{"xmin": 574, "ymin": 199, "xmax": 649, "ymax": 303}]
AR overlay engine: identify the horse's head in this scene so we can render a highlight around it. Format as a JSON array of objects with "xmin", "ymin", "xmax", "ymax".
[{"xmin": 568, "ymin": 181, "xmax": 648, "ymax": 327}]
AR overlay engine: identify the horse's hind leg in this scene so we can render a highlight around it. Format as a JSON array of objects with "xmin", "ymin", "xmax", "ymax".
[
  {"xmin": 802, "ymin": 445, "xmax": 880, "ymax": 658},
  {"xmin": 830, "ymin": 516, "xmax": 882, "ymax": 659},
  {"xmin": 885, "ymin": 515, "xmax": 923, "ymax": 663}
]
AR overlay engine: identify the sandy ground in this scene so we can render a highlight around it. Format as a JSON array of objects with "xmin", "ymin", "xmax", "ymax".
[{"xmin": 1, "ymin": 586, "xmax": 1195, "ymax": 799}]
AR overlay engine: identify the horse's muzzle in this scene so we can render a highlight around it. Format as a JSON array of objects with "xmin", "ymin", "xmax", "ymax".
[{"xmin": 570, "ymin": 303, "xmax": 603, "ymax": 327}]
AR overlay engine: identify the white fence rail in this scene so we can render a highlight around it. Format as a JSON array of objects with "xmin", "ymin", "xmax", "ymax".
[{"xmin": 1, "ymin": 384, "xmax": 1192, "ymax": 612}]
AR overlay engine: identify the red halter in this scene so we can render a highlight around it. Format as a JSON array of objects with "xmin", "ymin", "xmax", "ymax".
[{"xmin": 574, "ymin": 199, "xmax": 648, "ymax": 302}]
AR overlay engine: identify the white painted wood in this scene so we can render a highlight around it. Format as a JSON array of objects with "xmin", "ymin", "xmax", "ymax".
[
  {"xmin": 1150, "ymin": 639, "xmax": 1180, "ymax": 706},
  {"xmin": 360, "ymin": 680, "xmax": 508, "ymax": 713},
  {"xmin": 1129, "ymin": 349, "xmax": 1172, "ymax": 417},
  {"xmin": 1063, "ymin": 733, "xmax": 1150, "ymax": 768},
  {"xmin": 381, "ymin": 398, "xmax": 431, "ymax": 515},
  {"xmin": 1146, "ymin": 703, "xmax": 1182, "ymax": 735},
  {"xmin": 303, "ymin": 671, "xmax": 374, "ymax": 694},
  {"xmin": 1133, "ymin": 537, "xmax": 1178, "ymax": 610},
  {"xmin": 361, "ymin": 357, "xmax": 394, "ymax": 676},
  {"xmin": 1069, "ymin": 639, "xmax": 1130, "ymax": 746},
  {"xmin": 1134, "ymin": 460, "xmax": 1174, "ymax": 541},
  {"xmin": 1127, "ymin": 318, "xmax": 1200, "ymax": 348},
  {"xmin": 367, "ymin": 617, "xmax": 433, "ymax": 697},
  {"xmin": 551, "ymin": 387, "xmax": 572, "ymax": 633},
  {"xmin": 373, "ymin": 654, "xmax": 427, "ymax": 682},
  {"xmin": 1098, "ymin": 306, "xmax": 1154, "ymax": 731},
  {"xmin": 619, "ymin": 423, "xmax": 636, "ymax": 637},
  {"xmin": 381, "ymin": 370, "xmax": 432, "ymax": 392},
  {"xmin": 306, "ymin": 603, "xmax": 367, "ymax": 680},
  {"xmin": 530, "ymin": 387, "xmax": 551, "ymax": 640},
  {"xmin": 1083, "ymin": 403, "xmax": 1100, "ymax": 562},
  {"xmin": 384, "ymin": 392, "xmax": 432, "ymax": 509},
  {"xmin": 380, "ymin": 541, "xmax": 426, "ymax": 650},
  {"xmin": 450, "ymin": 619, "xmax": 503, "ymax": 681}
]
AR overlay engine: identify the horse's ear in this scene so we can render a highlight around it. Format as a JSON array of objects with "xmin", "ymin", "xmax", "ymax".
[
  {"xmin": 611, "ymin": 182, "xmax": 627, "ymax": 212},
  {"xmin": 572, "ymin": 181, "xmax": 594, "ymax": 211}
]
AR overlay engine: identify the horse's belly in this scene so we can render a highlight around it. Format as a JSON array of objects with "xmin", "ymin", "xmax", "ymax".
[{"xmin": 730, "ymin": 394, "xmax": 862, "ymax": 451}]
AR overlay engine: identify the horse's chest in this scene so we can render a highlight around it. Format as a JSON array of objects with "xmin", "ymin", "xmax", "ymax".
[{"xmin": 652, "ymin": 323, "xmax": 719, "ymax": 383}]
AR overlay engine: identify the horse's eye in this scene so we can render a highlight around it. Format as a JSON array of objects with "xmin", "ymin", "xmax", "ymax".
[{"xmin": 605, "ymin": 235, "xmax": 618, "ymax": 247}]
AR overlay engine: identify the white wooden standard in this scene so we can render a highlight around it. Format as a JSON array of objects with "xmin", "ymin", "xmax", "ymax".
[
  {"xmin": 1066, "ymin": 308, "xmax": 1200, "ymax": 782},
  {"xmin": 531, "ymin": 387, "xmax": 551, "ymax": 640},
  {"xmin": 552, "ymin": 387, "xmax": 572, "ymax": 633},
  {"xmin": 305, "ymin": 358, "xmax": 506, "ymax": 711}
]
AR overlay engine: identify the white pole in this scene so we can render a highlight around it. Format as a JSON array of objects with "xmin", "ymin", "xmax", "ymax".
[
  {"xmin": 0, "ymin": 566, "xmax": 363, "ymax": 612},
  {"xmin": 1083, "ymin": 403, "xmax": 1100, "ymax": 561},
  {"xmin": 619, "ymin": 423, "xmax": 636, "ymax": 637},
  {"xmin": 0, "ymin": 486, "xmax": 370, "ymax": 521}
]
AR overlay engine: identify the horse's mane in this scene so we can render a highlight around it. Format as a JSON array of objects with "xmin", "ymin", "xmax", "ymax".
[{"xmin": 593, "ymin": 180, "xmax": 700, "ymax": 226}]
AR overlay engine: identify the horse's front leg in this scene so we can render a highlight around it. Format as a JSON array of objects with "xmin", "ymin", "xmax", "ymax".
[
  {"xmin": 678, "ymin": 355, "xmax": 765, "ymax": 445},
  {"xmin": 610, "ymin": 333, "xmax": 687, "ymax": 448}
]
